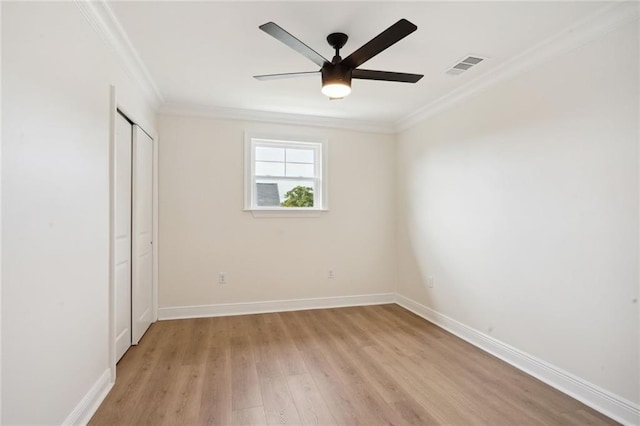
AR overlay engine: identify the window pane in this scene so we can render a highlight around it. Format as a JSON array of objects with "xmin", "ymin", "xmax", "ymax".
[
  {"xmin": 255, "ymin": 182, "xmax": 281, "ymax": 206},
  {"xmin": 255, "ymin": 161, "xmax": 284, "ymax": 176},
  {"xmin": 286, "ymin": 163, "xmax": 315, "ymax": 178},
  {"xmin": 280, "ymin": 180, "xmax": 315, "ymax": 208},
  {"xmin": 248, "ymin": 137, "xmax": 323, "ymax": 210},
  {"xmin": 256, "ymin": 146, "xmax": 284, "ymax": 162},
  {"xmin": 286, "ymin": 148, "xmax": 314, "ymax": 164},
  {"xmin": 256, "ymin": 178, "xmax": 315, "ymax": 207}
]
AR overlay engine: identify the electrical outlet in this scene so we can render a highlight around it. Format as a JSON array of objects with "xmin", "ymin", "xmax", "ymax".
[
  {"xmin": 328, "ymin": 269, "xmax": 335, "ymax": 279},
  {"xmin": 219, "ymin": 272, "xmax": 227, "ymax": 284},
  {"xmin": 427, "ymin": 276, "xmax": 434, "ymax": 288}
]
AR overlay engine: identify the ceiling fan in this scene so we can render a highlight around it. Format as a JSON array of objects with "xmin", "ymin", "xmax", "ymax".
[{"xmin": 254, "ymin": 19, "xmax": 423, "ymax": 99}]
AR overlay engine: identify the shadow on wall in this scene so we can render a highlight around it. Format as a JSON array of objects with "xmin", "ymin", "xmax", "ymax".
[
  {"xmin": 397, "ymin": 216, "xmax": 436, "ymax": 305},
  {"xmin": 394, "ymin": 69, "xmax": 612, "ymax": 323}
]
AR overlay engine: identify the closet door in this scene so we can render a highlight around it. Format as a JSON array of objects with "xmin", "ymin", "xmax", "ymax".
[
  {"xmin": 131, "ymin": 125, "xmax": 153, "ymax": 344},
  {"xmin": 114, "ymin": 113, "xmax": 132, "ymax": 361}
]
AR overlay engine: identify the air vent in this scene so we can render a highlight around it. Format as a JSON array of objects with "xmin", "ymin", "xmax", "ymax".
[{"xmin": 446, "ymin": 55, "xmax": 486, "ymax": 76}]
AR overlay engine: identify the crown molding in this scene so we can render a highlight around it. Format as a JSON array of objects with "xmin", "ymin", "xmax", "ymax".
[
  {"xmin": 395, "ymin": 1, "xmax": 640, "ymax": 133},
  {"xmin": 159, "ymin": 103, "xmax": 397, "ymax": 134},
  {"xmin": 75, "ymin": 0, "xmax": 164, "ymax": 108},
  {"xmin": 75, "ymin": 0, "xmax": 637, "ymax": 135}
]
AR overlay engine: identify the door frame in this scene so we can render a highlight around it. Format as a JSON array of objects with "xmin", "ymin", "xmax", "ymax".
[{"xmin": 108, "ymin": 86, "xmax": 159, "ymax": 383}]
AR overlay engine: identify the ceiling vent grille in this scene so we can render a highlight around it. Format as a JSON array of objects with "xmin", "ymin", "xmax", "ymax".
[{"xmin": 446, "ymin": 55, "xmax": 486, "ymax": 76}]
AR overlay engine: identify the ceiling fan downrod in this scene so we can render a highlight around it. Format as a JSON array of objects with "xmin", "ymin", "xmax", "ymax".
[{"xmin": 327, "ymin": 32, "xmax": 348, "ymax": 63}]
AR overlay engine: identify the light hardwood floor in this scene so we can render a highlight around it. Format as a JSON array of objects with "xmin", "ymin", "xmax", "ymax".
[{"xmin": 89, "ymin": 304, "xmax": 617, "ymax": 425}]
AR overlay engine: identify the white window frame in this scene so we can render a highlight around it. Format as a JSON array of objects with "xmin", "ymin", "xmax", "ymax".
[{"xmin": 244, "ymin": 132, "xmax": 328, "ymax": 217}]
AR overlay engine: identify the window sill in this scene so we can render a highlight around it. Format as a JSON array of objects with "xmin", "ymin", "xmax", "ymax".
[{"xmin": 244, "ymin": 208, "xmax": 328, "ymax": 218}]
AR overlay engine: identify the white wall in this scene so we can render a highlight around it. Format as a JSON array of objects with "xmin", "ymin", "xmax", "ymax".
[
  {"xmin": 2, "ymin": 2, "xmax": 156, "ymax": 424},
  {"xmin": 157, "ymin": 114, "xmax": 396, "ymax": 309},
  {"xmin": 396, "ymin": 20, "xmax": 639, "ymax": 406}
]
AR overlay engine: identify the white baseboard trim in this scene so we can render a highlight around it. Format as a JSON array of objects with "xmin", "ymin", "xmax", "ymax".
[
  {"xmin": 62, "ymin": 369, "xmax": 113, "ymax": 426},
  {"xmin": 158, "ymin": 293, "xmax": 395, "ymax": 320},
  {"xmin": 158, "ymin": 293, "xmax": 396, "ymax": 320},
  {"xmin": 395, "ymin": 294, "xmax": 640, "ymax": 426}
]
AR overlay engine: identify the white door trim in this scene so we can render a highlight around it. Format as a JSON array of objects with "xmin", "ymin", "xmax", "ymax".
[
  {"xmin": 108, "ymin": 86, "xmax": 117, "ymax": 383},
  {"xmin": 114, "ymin": 112, "xmax": 132, "ymax": 362}
]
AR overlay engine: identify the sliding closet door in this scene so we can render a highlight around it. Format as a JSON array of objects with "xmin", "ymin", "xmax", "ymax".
[
  {"xmin": 114, "ymin": 113, "xmax": 132, "ymax": 361},
  {"xmin": 131, "ymin": 125, "xmax": 153, "ymax": 344}
]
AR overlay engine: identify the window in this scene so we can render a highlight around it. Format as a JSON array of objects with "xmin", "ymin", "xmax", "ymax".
[{"xmin": 245, "ymin": 133, "xmax": 327, "ymax": 215}]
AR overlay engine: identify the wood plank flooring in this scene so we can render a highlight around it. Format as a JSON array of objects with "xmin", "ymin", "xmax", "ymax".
[{"xmin": 89, "ymin": 304, "xmax": 617, "ymax": 425}]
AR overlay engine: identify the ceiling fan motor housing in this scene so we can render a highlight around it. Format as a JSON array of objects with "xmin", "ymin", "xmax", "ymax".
[{"xmin": 321, "ymin": 64, "xmax": 352, "ymax": 89}]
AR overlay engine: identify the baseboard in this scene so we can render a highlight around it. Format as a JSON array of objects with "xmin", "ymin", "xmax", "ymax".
[
  {"xmin": 158, "ymin": 293, "xmax": 396, "ymax": 320},
  {"xmin": 394, "ymin": 294, "xmax": 640, "ymax": 426},
  {"xmin": 62, "ymin": 369, "xmax": 113, "ymax": 426}
]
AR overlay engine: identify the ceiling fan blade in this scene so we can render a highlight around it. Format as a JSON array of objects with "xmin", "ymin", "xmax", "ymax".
[
  {"xmin": 352, "ymin": 69, "xmax": 423, "ymax": 83},
  {"xmin": 254, "ymin": 71, "xmax": 321, "ymax": 81},
  {"xmin": 342, "ymin": 19, "xmax": 417, "ymax": 70},
  {"xmin": 259, "ymin": 22, "xmax": 329, "ymax": 67}
]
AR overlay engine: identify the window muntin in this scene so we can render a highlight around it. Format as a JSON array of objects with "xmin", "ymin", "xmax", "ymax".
[{"xmin": 245, "ymin": 135, "xmax": 326, "ymax": 211}]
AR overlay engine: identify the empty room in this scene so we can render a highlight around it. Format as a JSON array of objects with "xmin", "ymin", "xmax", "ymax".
[{"xmin": 1, "ymin": 1, "xmax": 638, "ymax": 425}]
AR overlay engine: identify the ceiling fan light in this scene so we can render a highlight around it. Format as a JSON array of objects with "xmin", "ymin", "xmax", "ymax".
[
  {"xmin": 321, "ymin": 65, "xmax": 352, "ymax": 99},
  {"xmin": 322, "ymin": 82, "xmax": 351, "ymax": 98}
]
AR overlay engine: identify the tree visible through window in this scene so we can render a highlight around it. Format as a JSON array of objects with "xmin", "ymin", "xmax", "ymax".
[{"xmin": 282, "ymin": 186, "xmax": 314, "ymax": 207}]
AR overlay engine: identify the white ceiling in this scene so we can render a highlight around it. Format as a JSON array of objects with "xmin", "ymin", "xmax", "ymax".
[{"xmin": 108, "ymin": 1, "xmax": 608, "ymax": 125}]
